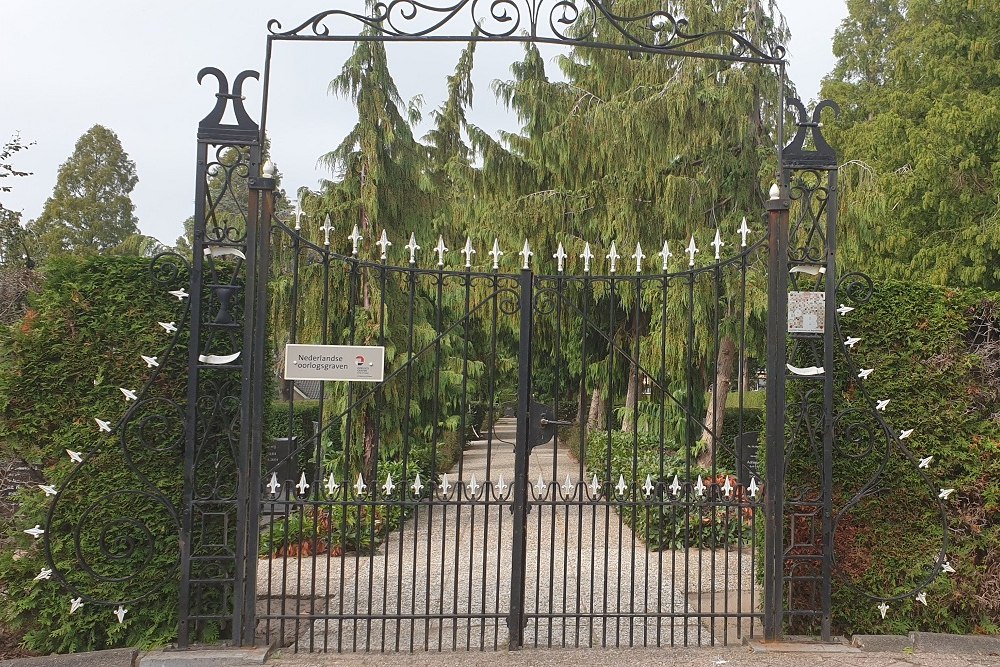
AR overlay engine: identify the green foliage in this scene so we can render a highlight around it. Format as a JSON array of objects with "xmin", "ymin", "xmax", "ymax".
[
  {"xmin": 583, "ymin": 429, "xmax": 750, "ymax": 549},
  {"xmin": 0, "ymin": 255, "xmax": 188, "ymax": 652},
  {"xmin": 29, "ymin": 126, "xmax": 139, "ymax": 260},
  {"xmin": 794, "ymin": 281, "xmax": 1000, "ymax": 635},
  {"xmin": 823, "ymin": 0, "xmax": 1000, "ymax": 290}
]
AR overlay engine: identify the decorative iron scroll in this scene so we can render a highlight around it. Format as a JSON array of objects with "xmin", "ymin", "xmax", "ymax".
[
  {"xmin": 831, "ymin": 272, "xmax": 950, "ymax": 607},
  {"xmin": 197, "ymin": 67, "xmax": 260, "ymax": 143},
  {"xmin": 42, "ymin": 252, "xmax": 190, "ymax": 615},
  {"xmin": 266, "ymin": 1, "xmax": 785, "ymax": 64}
]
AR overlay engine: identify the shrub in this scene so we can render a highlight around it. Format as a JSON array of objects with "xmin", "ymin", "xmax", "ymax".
[
  {"xmin": 796, "ymin": 281, "xmax": 1000, "ymax": 636},
  {"xmin": 0, "ymin": 255, "xmax": 189, "ymax": 653},
  {"xmin": 583, "ymin": 429, "xmax": 752, "ymax": 549}
]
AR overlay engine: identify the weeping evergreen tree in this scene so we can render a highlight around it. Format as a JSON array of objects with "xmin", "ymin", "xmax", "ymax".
[{"xmin": 471, "ymin": 0, "xmax": 787, "ymax": 461}]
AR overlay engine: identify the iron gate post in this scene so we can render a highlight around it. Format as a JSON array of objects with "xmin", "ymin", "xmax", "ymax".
[
  {"xmin": 763, "ymin": 181, "xmax": 791, "ymax": 642},
  {"xmin": 239, "ymin": 163, "xmax": 275, "ymax": 645},
  {"xmin": 508, "ymin": 268, "xmax": 533, "ymax": 650}
]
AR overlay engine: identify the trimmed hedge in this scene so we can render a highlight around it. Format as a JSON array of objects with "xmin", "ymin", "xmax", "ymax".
[
  {"xmin": 810, "ymin": 281, "xmax": 1000, "ymax": 635},
  {"xmin": 0, "ymin": 255, "xmax": 189, "ymax": 652}
]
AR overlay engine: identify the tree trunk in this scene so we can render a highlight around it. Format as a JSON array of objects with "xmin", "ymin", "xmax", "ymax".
[
  {"xmin": 622, "ymin": 359, "xmax": 639, "ymax": 433},
  {"xmin": 698, "ymin": 335, "xmax": 738, "ymax": 469},
  {"xmin": 363, "ymin": 408, "xmax": 378, "ymax": 484},
  {"xmin": 588, "ymin": 386, "xmax": 606, "ymax": 430}
]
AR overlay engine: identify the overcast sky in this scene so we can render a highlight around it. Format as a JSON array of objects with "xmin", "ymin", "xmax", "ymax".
[{"xmin": 0, "ymin": 1, "xmax": 848, "ymax": 246}]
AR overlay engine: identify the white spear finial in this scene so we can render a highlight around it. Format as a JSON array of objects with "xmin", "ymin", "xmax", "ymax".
[
  {"xmin": 293, "ymin": 199, "xmax": 302, "ymax": 231},
  {"xmin": 376, "ymin": 229, "xmax": 391, "ymax": 260},
  {"xmin": 434, "ymin": 235, "xmax": 448, "ymax": 267},
  {"xmin": 406, "ymin": 233, "xmax": 421, "ymax": 264},
  {"xmin": 321, "ymin": 214, "xmax": 334, "ymax": 246},
  {"xmin": 554, "ymin": 242, "xmax": 567, "ymax": 273},
  {"xmin": 489, "ymin": 238, "xmax": 504, "ymax": 270},
  {"xmin": 349, "ymin": 225, "xmax": 363, "ymax": 256},
  {"xmin": 632, "ymin": 242, "xmax": 645, "ymax": 273},
  {"xmin": 659, "ymin": 241, "xmax": 672, "ymax": 271},
  {"xmin": 520, "ymin": 240, "xmax": 533, "ymax": 270},
  {"xmin": 738, "ymin": 216, "xmax": 751, "ymax": 247},
  {"xmin": 606, "ymin": 241, "xmax": 620, "ymax": 273},
  {"xmin": 712, "ymin": 229, "xmax": 724, "ymax": 260},
  {"xmin": 687, "ymin": 236, "xmax": 698, "ymax": 267},
  {"xmin": 462, "ymin": 237, "xmax": 476, "ymax": 268},
  {"xmin": 580, "ymin": 242, "xmax": 594, "ymax": 273}
]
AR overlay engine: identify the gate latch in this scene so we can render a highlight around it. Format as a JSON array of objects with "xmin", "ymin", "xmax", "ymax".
[{"xmin": 526, "ymin": 399, "xmax": 573, "ymax": 452}]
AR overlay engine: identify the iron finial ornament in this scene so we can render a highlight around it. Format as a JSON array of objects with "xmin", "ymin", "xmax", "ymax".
[
  {"xmin": 321, "ymin": 215, "xmax": 334, "ymax": 246},
  {"xmin": 738, "ymin": 217, "xmax": 751, "ymax": 247},
  {"xmin": 712, "ymin": 229, "xmax": 724, "ymax": 260},
  {"xmin": 580, "ymin": 242, "xmax": 594, "ymax": 273},
  {"xmin": 519, "ymin": 240, "xmax": 533, "ymax": 270},
  {"xmin": 94, "ymin": 418, "xmax": 112, "ymax": 432},
  {"xmin": 196, "ymin": 68, "xmax": 260, "ymax": 142},
  {"xmin": 589, "ymin": 475, "xmax": 601, "ymax": 497},
  {"xmin": 489, "ymin": 238, "xmax": 503, "ymax": 270},
  {"xmin": 783, "ymin": 99, "xmax": 840, "ymax": 170},
  {"xmin": 349, "ymin": 225, "xmax": 363, "ymax": 256},
  {"xmin": 606, "ymin": 241, "xmax": 620, "ymax": 273},
  {"xmin": 434, "ymin": 235, "xmax": 448, "ymax": 267},
  {"xmin": 462, "ymin": 237, "xmax": 476, "ymax": 268},
  {"xmin": 38, "ymin": 484, "xmax": 57, "ymax": 497},
  {"xmin": 876, "ymin": 399, "xmax": 890, "ymax": 411},
  {"xmin": 686, "ymin": 236, "xmax": 698, "ymax": 267},
  {"xmin": 553, "ymin": 243, "xmax": 567, "ymax": 273},
  {"xmin": 658, "ymin": 241, "xmax": 672, "ymax": 271},
  {"xmin": 406, "ymin": 233, "xmax": 421, "ymax": 264},
  {"xmin": 669, "ymin": 475, "xmax": 681, "ymax": 497},
  {"xmin": 632, "ymin": 242, "xmax": 645, "ymax": 273},
  {"xmin": 376, "ymin": 229, "xmax": 392, "ymax": 260},
  {"xmin": 918, "ymin": 456, "xmax": 933, "ymax": 469}
]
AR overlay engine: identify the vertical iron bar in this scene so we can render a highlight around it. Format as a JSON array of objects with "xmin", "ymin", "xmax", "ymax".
[
  {"xmin": 508, "ymin": 268, "xmax": 533, "ymax": 650},
  {"xmin": 232, "ymin": 142, "xmax": 262, "ymax": 646},
  {"xmin": 821, "ymin": 169, "xmax": 839, "ymax": 641},
  {"xmin": 764, "ymin": 182, "xmax": 791, "ymax": 642},
  {"xmin": 242, "ymin": 162, "xmax": 273, "ymax": 645},
  {"xmin": 179, "ymin": 139, "xmax": 210, "ymax": 649}
]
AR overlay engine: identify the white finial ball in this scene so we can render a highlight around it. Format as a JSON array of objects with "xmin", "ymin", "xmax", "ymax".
[
  {"xmin": 262, "ymin": 160, "xmax": 275, "ymax": 178},
  {"xmin": 769, "ymin": 183, "xmax": 781, "ymax": 200}
]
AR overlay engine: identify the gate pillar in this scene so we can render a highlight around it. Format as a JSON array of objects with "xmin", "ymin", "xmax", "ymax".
[
  {"xmin": 180, "ymin": 67, "xmax": 267, "ymax": 648},
  {"xmin": 763, "ymin": 182, "xmax": 790, "ymax": 642}
]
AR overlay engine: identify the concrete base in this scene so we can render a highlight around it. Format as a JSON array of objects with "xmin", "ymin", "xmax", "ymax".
[
  {"xmin": 750, "ymin": 636, "xmax": 859, "ymax": 653},
  {"xmin": 0, "ymin": 648, "xmax": 138, "ymax": 667},
  {"xmin": 851, "ymin": 635, "xmax": 912, "ymax": 652},
  {"xmin": 910, "ymin": 631, "xmax": 1000, "ymax": 655},
  {"xmin": 138, "ymin": 646, "xmax": 271, "ymax": 667}
]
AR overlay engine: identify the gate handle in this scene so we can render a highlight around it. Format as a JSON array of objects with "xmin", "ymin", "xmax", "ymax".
[{"xmin": 539, "ymin": 417, "xmax": 573, "ymax": 427}]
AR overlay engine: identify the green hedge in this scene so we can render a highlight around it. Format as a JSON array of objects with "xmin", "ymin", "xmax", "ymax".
[
  {"xmin": 0, "ymin": 255, "xmax": 189, "ymax": 653},
  {"xmin": 806, "ymin": 281, "xmax": 1000, "ymax": 635}
]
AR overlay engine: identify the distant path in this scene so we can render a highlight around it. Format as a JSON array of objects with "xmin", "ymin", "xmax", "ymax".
[{"xmin": 257, "ymin": 418, "xmax": 756, "ymax": 651}]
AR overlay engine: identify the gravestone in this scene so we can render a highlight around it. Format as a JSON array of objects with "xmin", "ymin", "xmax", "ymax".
[
  {"xmin": 263, "ymin": 437, "xmax": 297, "ymax": 514},
  {"xmin": 735, "ymin": 431, "xmax": 760, "ymax": 487}
]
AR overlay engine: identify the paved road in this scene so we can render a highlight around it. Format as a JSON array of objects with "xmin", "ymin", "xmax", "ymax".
[{"xmin": 256, "ymin": 419, "xmax": 755, "ymax": 651}]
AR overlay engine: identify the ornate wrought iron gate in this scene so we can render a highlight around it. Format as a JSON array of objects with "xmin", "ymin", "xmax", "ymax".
[{"xmin": 173, "ymin": 2, "xmax": 857, "ymax": 653}]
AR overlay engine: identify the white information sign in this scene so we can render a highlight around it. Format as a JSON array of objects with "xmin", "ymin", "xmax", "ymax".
[{"xmin": 284, "ymin": 344, "xmax": 385, "ymax": 382}]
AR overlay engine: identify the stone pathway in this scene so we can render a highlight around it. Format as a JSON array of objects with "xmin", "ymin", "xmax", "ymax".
[{"xmin": 256, "ymin": 419, "xmax": 758, "ymax": 651}]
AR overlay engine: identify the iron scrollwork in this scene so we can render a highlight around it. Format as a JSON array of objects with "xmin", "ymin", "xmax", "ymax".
[
  {"xmin": 42, "ymin": 252, "xmax": 191, "ymax": 608},
  {"xmin": 830, "ymin": 272, "xmax": 950, "ymax": 603},
  {"xmin": 266, "ymin": 1, "xmax": 785, "ymax": 64}
]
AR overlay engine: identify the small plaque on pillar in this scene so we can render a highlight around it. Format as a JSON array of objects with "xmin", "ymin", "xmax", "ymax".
[{"xmin": 788, "ymin": 291, "xmax": 825, "ymax": 333}]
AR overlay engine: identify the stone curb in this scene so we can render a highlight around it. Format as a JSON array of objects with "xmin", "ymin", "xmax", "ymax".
[
  {"xmin": 0, "ymin": 648, "xmax": 138, "ymax": 667},
  {"xmin": 138, "ymin": 646, "xmax": 271, "ymax": 667},
  {"xmin": 852, "ymin": 632, "xmax": 1000, "ymax": 655}
]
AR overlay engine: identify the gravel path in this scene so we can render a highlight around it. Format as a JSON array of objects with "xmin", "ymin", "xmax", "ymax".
[{"xmin": 256, "ymin": 419, "xmax": 759, "ymax": 651}]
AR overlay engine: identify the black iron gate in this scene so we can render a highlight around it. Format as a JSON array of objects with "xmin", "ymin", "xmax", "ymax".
[{"xmin": 167, "ymin": 2, "xmax": 891, "ymax": 653}]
